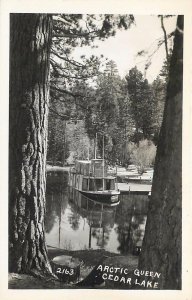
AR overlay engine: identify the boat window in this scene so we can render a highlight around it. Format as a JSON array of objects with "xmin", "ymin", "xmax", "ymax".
[
  {"xmin": 95, "ymin": 179, "xmax": 103, "ymax": 191},
  {"xmin": 89, "ymin": 179, "xmax": 95, "ymax": 191},
  {"xmin": 94, "ymin": 160, "xmax": 103, "ymax": 168},
  {"xmin": 110, "ymin": 179, "xmax": 115, "ymax": 190},
  {"xmin": 105, "ymin": 179, "xmax": 115, "ymax": 190},
  {"xmin": 82, "ymin": 178, "xmax": 88, "ymax": 191},
  {"xmin": 105, "ymin": 179, "xmax": 110, "ymax": 190}
]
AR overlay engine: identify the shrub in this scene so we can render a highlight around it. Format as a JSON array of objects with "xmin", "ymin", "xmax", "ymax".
[{"xmin": 130, "ymin": 140, "xmax": 156, "ymax": 174}]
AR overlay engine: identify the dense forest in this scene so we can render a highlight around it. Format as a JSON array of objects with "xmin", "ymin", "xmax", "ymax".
[{"xmin": 47, "ymin": 15, "xmax": 171, "ymax": 171}]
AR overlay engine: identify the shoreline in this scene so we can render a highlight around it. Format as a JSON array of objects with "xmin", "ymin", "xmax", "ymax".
[{"xmin": 9, "ymin": 247, "xmax": 139, "ymax": 289}]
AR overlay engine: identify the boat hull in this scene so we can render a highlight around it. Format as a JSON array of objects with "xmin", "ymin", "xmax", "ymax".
[{"xmin": 79, "ymin": 190, "xmax": 120, "ymax": 204}]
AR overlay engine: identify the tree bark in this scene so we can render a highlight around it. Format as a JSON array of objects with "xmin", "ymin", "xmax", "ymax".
[
  {"xmin": 138, "ymin": 16, "xmax": 183, "ymax": 289},
  {"xmin": 9, "ymin": 14, "xmax": 53, "ymax": 274}
]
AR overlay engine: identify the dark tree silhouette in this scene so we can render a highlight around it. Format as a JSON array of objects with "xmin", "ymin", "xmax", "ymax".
[
  {"xmin": 138, "ymin": 15, "xmax": 183, "ymax": 289},
  {"xmin": 9, "ymin": 14, "xmax": 53, "ymax": 274}
]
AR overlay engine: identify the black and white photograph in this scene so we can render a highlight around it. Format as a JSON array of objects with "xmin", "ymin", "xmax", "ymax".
[{"xmin": 0, "ymin": 0, "xmax": 191, "ymax": 298}]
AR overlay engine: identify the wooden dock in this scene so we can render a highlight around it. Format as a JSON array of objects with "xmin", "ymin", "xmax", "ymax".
[{"xmin": 117, "ymin": 182, "xmax": 152, "ymax": 195}]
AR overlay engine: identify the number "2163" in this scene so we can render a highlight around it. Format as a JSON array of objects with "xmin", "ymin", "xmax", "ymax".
[{"xmin": 56, "ymin": 268, "xmax": 74, "ymax": 276}]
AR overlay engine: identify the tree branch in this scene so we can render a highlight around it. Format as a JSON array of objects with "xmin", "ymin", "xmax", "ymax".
[
  {"xmin": 51, "ymin": 50, "xmax": 86, "ymax": 68},
  {"xmin": 51, "ymin": 92, "xmax": 88, "ymax": 111},
  {"xmin": 50, "ymin": 85, "xmax": 85, "ymax": 99},
  {"xmin": 51, "ymin": 59, "xmax": 96, "ymax": 80},
  {"xmin": 49, "ymin": 108, "xmax": 70, "ymax": 120},
  {"xmin": 52, "ymin": 29, "xmax": 100, "ymax": 39},
  {"xmin": 160, "ymin": 16, "xmax": 169, "ymax": 61},
  {"xmin": 52, "ymin": 15, "xmax": 72, "ymax": 26},
  {"xmin": 49, "ymin": 107, "xmax": 83, "ymax": 122},
  {"xmin": 50, "ymin": 86, "xmax": 93, "ymax": 109}
]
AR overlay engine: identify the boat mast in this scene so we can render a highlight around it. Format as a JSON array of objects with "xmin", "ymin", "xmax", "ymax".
[
  {"xmin": 94, "ymin": 133, "xmax": 97, "ymax": 159},
  {"xmin": 103, "ymin": 135, "xmax": 105, "ymax": 191}
]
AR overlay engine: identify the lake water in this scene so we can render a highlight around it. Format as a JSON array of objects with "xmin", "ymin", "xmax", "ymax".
[{"xmin": 45, "ymin": 171, "xmax": 149, "ymax": 255}]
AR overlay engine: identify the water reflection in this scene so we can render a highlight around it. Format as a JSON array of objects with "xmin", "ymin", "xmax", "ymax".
[
  {"xmin": 45, "ymin": 171, "xmax": 148, "ymax": 254},
  {"xmin": 115, "ymin": 194, "xmax": 148, "ymax": 254},
  {"xmin": 68, "ymin": 187, "xmax": 117, "ymax": 250}
]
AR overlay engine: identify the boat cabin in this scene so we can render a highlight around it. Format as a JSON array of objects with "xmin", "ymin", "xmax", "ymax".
[
  {"xmin": 70, "ymin": 159, "xmax": 117, "ymax": 192},
  {"xmin": 75, "ymin": 159, "xmax": 107, "ymax": 177}
]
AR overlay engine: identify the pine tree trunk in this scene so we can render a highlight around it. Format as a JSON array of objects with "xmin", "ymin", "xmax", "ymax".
[
  {"xmin": 138, "ymin": 16, "xmax": 183, "ymax": 289},
  {"xmin": 9, "ymin": 14, "xmax": 53, "ymax": 274}
]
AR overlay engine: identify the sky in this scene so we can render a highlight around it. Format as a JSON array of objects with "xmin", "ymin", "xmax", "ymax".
[{"xmin": 73, "ymin": 15, "xmax": 177, "ymax": 83}]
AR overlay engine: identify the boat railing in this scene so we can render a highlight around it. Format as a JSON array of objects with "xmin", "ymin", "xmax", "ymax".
[
  {"xmin": 70, "ymin": 166, "xmax": 118, "ymax": 178},
  {"xmin": 70, "ymin": 161, "xmax": 118, "ymax": 183}
]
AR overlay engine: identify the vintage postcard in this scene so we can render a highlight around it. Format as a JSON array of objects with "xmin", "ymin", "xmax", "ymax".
[{"xmin": 0, "ymin": 0, "xmax": 192, "ymax": 299}]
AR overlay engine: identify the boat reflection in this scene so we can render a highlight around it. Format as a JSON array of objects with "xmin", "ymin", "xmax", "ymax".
[
  {"xmin": 45, "ymin": 171, "xmax": 148, "ymax": 254},
  {"xmin": 68, "ymin": 187, "xmax": 118, "ymax": 249}
]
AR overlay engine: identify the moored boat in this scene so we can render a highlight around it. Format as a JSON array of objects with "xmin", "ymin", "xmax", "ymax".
[{"xmin": 68, "ymin": 158, "xmax": 120, "ymax": 204}]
